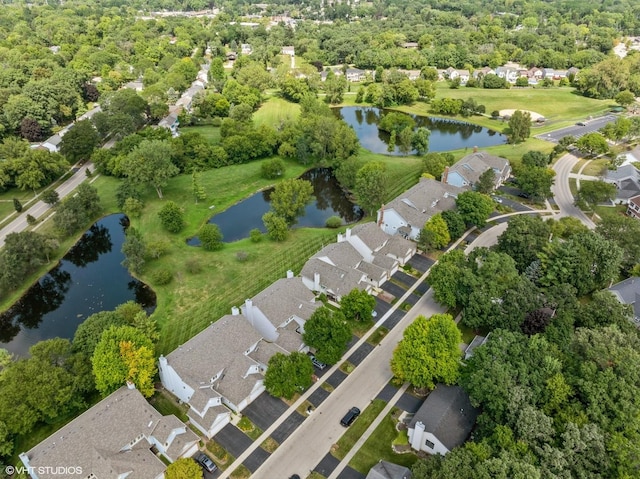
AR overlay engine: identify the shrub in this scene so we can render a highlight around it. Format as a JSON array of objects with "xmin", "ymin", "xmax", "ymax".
[
  {"xmin": 123, "ymin": 197, "xmax": 144, "ymax": 218},
  {"xmin": 199, "ymin": 223, "xmax": 224, "ymax": 251},
  {"xmin": 13, "ymin": 198, "xmax": 22, "ymax": 213},
  {"xmin": 261, "ymin": 158, "xmax": 286, "ymax": 179},
  {"xmin": 236, "ymin": 251, "xmax": 249, "ymax": 262},
  {"xmin": 211, "ymin": 117, "xmax": 222, "ymax": 127},
  {"xmin": 26, "ymin": 214, "xmax": 37, "ymax": 225},
  {"xmin": 152, "ymin": 269, "xmax": 173, "ymax": 285},
  {"xmin": 249, "ymin": 228, "xmax": 263, "ymax": 243},
  {"xmin": 325, "ymin": 216, "xmax": 342, "ymax": 228},
  {"xmin": 158, "ymin": 201, "xmax": 185, "ymax": 233},
  {"xmin": 185, "ymin": 258, "xmax": 202, "ymax": 274}
]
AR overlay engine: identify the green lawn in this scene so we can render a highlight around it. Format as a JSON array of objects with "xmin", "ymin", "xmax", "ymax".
[
  {"xmin": 149, "ymin": 389, "xmax": 189, "ymax": 422},
  {"xmin": 593, "ymin": 204, "xmax": 627, "ymax": 220},
  {"xmin": 348, "ymin": 409, "xmax": 418, "ymax": 473},
  {"xmin": 179, "ymin": 124, "xmax": 221, "ymax": 145},
  {"xmin": 333, "ymin": 399, "xmax": 387, "ymax": 461},
  {"xmin": 253, "ymin": 97, "xmax": 301, "ymax": 127}
]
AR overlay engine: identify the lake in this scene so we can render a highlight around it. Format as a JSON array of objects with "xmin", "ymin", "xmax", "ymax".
[
  {"xmin": 335, "ymin": 106, "xmax": 507, "ymax": 155},
  {"xmin": 0, "ymin": 214, "xmax": 156, "ymax": 357},
  {"xmin": 189, "ymin": 167, "xmax": 363, "ymax": 244}
]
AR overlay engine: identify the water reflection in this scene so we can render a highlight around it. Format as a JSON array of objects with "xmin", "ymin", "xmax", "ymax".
[
  {"xmin": 335, "ymin": 106, "xmax": 506, "ymax": 154},
  {"xmin": 0, "ymin": 214, "xmax": 156, "ymax": 356},
  {"xmin": 189, "ymin": 168, "xmax": 363, "ymax": 244}
]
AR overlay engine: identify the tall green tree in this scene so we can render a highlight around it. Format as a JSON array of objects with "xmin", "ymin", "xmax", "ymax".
[
  {"xmin": 121, "ymin": 139, "xmax": 179, "ymax": 199},
  {"xmin": 411, "ymin": 127, "xmax": 431, "ymax": 155},
  {"xmin": 577, "ymin": 180, "xmax": 616, "ymax": 205},
  {"xmin": 596, "ymin": 214, "xmax": 640, "ymax": 273},
  {"xmin": 121, "ymin": 227, "xmax": 146, "ymax": 274},
  {"xmin": 575, "ymin": 133, "xmax": 609, "ymax": 157},
  {"xmin": 269, "ymin": 178, "xmax": 314, "ymax": 225},
  {"xmin": 517, "ymin": 167, "xmax": 555, "ymax": 200},
  {"xmin": 91, "ymin": 325, "xmax": 156, "ymax": 397},
  {"xmin": 59, "ymin": 120, "xmax": 99, "ymax": 163},
  {"xmin": 165, "ymin": 458, "xmax": 202, "ymax": 479},
  {"xmin": 391, "ymin": 314, "xmax": 462, "ymax": 389},
  {"xmin": 456, "ymin": 191, "xmax": 494, "ymax": 227},
  {"xmin": 198, "ymin": 223, "xmax": 224, "ymax": 251},
  {"xmin": 496, "ymin": 215, "xmax": 552, "ymax": 272},
  {"xmin": 417, "ymin": 213, "xmax": 451, "ymax": 251},
  {"xmin": 355, "ymin": 161, "xmax": 387, "ymax": 215},
  {"xmin": 302, "ymin": 307, "xmax": 351, "ymax": 365},
  {"xmin": 264, "ymin": 352, "xmax": 314, "ymax": 399},
  {"xmin": 262, "ymin": 211, "xmax": 288, "ymax": 241},
  {"xmin": 158, "ymin": 201, "xmax": 185, "ymax": 233},
  {"xmin": 476, "ymin": 168, "xmax": 496, "ymax": 194},
  {"xmin": 340, "ymin": 288, "xmax": 376, "ymax": 321},
  {"xmin": 508, "ymin": 110, "xmax": 531, "ymax": 144}
]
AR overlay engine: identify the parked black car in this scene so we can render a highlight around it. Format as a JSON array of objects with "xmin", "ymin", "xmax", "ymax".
[{"xmin": 340, "ymin": 407, "xmax": 361, "ymax": 427}]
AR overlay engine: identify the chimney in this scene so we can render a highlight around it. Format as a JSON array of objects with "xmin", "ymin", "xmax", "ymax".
[
  {"xmin": 244, "ymin": 299, "xmax": 254, "ymax": 323},
  {"xmin": 345, "ymin": 228, "xmax": 351, "ymax": 239},
  {"xmin": 378, "ymin": 204, "xmax": 384, "ymax": 227},
  {"xmin": 126, "ymin": 380, "xmax": 136, "ymax": 390},
  {"xmin": 473, "ymin": 145, "xmax": 478, "ymax": 153},
  {"xmin": 286, "ymin": 270, "xmax": 294, "ymax": 279},
  {"xmin": 231, "ymin": 306, "xmax": 240, "ymax": 316},
  {"xmin": 441, "ymin": 166, "xmax": 449, "ymax": 184},
  {"xmin": 314, "ymin": 272, "xmax": 320, "ymax": 291}
]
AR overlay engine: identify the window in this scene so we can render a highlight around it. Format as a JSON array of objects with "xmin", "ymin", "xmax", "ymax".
[{"xmin": 425, "ymin": 440, "xmax": 435, "ymax": 449}]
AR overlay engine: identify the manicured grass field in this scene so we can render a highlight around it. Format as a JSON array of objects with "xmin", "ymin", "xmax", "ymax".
[
  {"xmin": 333, "ymin": 399, "xmax": 387, "ymax": 461},
  {"xmin": 348, "ymin": 409, "xmax": 418, "ymax": 473},
  {"xmin": 253, "ymin": 96, "xmax": 301, "ymax": 127},
  {"xmin": 179, "ymin": 124, "xmax": 221, "ymax": 145}
]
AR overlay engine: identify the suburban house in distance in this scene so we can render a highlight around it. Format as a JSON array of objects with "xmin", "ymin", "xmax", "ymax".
[
  {"xmin": 377, "ymin": 178, "xmax": 466, "ymax": 240},
  {"xmin": 20, "ymin": 386, "xmax": 199, "ymax": 479},
  {"xmin": 442, "ymin": 150, "xmax": 511, "ymax": 190},
  {"xmin": 158, "ymin": 111, "xmax": 180, "ymax": 137},
  {"xmin": 627, "ymin": 194, "xmax": 640, "ymax": 219},
  {"xmin": 408, "ymin": 384, "xmax": 479, "ymax": 455},
  {"xmin": 366, "ymin": 460, "xmax": 412, "ymax": 479},
  {"xmin": 608, "ymin": 277, "xmax": 640, "ymax": 326},
  {"xmin": 158, "ymin": 312, "xmax": 268, "ymax": 438},
  {"xmin": 241, "ymin": 271, "xmax": 320, "ymax": 344},
  {"xmin": 604, "ymin": 164, "xmax": 640, "ymax": 204}
]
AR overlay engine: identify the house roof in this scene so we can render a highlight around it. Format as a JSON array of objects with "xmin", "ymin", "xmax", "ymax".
[
  {"xmin": 44, "ymin": 134, "xmax": 62, "ymax": 146},
  {"xmin": 605, "ymin": 164, "xmax": 640, "ymax": 182},
  {"xmin": 608, "ymin": 277, "xmax": 640, "ymax": 322},
  {"xmin": 251, "ymin": 277, "xmax": 320, "ymax": 327},
  {"xmin": 382, "ymin": 178, "xmax": 465, "ymax": 229},
  {"xmin": 350, "ymin": 222, "xmax": 392, "ymax": 252},
  {"xmin": 378, "ymin": 234, "xmax": 416, "ymax": 260},
  {"xmin": 409, "ymin": 384, "xmax": 479, "ymax": 451},
  {"xmin": 366, "ymin": 460, "xmax": 412, "ymax": 479},
  {"xmin": 22, "ymin": 387, "xmax": 195, "ymax": 479},
  {"xmin": 629, "ymin": 194, "xmax": 640, "ymax": 208},
  {"xmin": 447, "ymin": 151, "xmax": 510, "ymax": 188},
  {"xmin": 314, "ymin": 241, "xmax": 364, "ymax": 269},
  {"xmin": 165, "ymin": 314, "xmax": 264, "ymax": 407},
  {"xmin": 464, "ymin": 334, "xmax": 490, "ymax": 360},
  {"xmin": 301, "ymin": 257, "xmax": 367, "ymax": 297}
]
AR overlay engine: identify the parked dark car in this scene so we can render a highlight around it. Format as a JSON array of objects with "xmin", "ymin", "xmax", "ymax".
[
  {"xmin": 195, "ymin": 452, "xmax": 217, "ymax": 473},
  {"xmin": 340, "ymin": 407, "xmax": 361, "ymax": 427}
]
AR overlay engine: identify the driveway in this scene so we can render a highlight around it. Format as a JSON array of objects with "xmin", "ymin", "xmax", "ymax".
[
  {"xmin": 270, "ymin": 411, "xmax": 306, "ymax": 444},
  {"xmin": 391, "ymin": 271, "xmax": 417, "ymax": 288},
  {"xmin": 213, "ymin": 424, "xmax": 253, "ymax": 459},
  {"xmin": 241, "ymin": 393, "xmax": 289, "ymax": 431},
  {"xmin": 408, "ymin": 254, "xmax": 434, "ymax": 273},
  {"xmin": 347, "ymin": 342, "xmax": 374, "ymax": 366}
]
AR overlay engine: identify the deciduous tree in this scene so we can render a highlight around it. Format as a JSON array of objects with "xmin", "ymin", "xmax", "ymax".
[
  {"xmin": 262, "ymin": 211, "xmax": 288, "ymax": 241},
  {"xmin": 199, "ymin": 223, "xmax": 224, "ymax": 251},
  {"xmin": 508, "ymin": 110, "xmax": 531, "ymax": 144},
  {"xmin": 355, "ymin": 161, "xmax": 387, "ymax": 215},
  {"xmin": 158, "ymin": 201, "xmax": 185, "ymax": 233},
  {"xmin": 270, "ymin": 178, "xmax": 313, "ymax": 225},
  {"xmin": 456, "ymin": 191, "xmax": 494, "ymax": 227},
  {"xmin": 391, "ymin": 314, "xmax": 462, "ymax": 389},
  {"xmin": 59, "ymin": 120, "xmax": 99, "ymax": 163},
  {"xmin": 166, "ymin": 458, "xmax": 203, "ymax": 479},
  {"xmin": 302, "ymin": 307, "xmax": 351, "ymax": 365},
  {"xmin": 264, "ymin": 352, "xmax": 314, "ymax": 399},
  {"xmin": 417, "ymin": 213, "xmax": 450, "ymax": 251},
  {"xmin": 340, "ymin": 288, "xmax": 376, "ymax": 322},
  {"xmin": 121, "ymin": 139, "xmax": 179, "ymax": 199}
]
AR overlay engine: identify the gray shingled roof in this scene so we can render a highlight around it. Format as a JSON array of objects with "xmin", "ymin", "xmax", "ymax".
[
  {"xmin": 249, "ymin": 339, "xmax": 289, "ymax": 366},
  {"xmin": 23, "ymin": 387, "xmax": 192, "ymax": 479},
  {"xmin": 314, "ymin": 241, "xmax": 364, "ymax": 268},
  {"xmin": 357, "ymin": 260, "xmax": 387, "ymax": 282},
  {"xmin": 605, "ymin": 164, "xmax": 640, "ymax": 182},
  {"xmin": 366, "ymin": 460, "xmax": 412, "ymax": 479},
  {"xmin": 378, "ymin": 235, "xmax": 416, "ymax": 261},
  {"xmin": 608, "ymin": 277, "xmax": 640, "ymax": 322},
  {"xmin": 166, "ymin": 314, "xmax": 264, "ymax": 408},
  {"xmin": 301, "ymin": 257, "xmax": 367, "ymax": 296},
  {"xmin": 409, "ymin": 384, "xmax": 479, "ymax": 451},
  {"xmin": 350, "ymin": 222, "xmax": 392, "ymax": 252},
  {"xmin": 448, "ymin": 151, "xmax": 510, "ymax": 187},
  {"xmin": 251, "ymin": 277, "xmax": 320, "ymax": 327},
  {"xmin": 384, "ymin": 178, "xmax": 465, "ymax": 229}
]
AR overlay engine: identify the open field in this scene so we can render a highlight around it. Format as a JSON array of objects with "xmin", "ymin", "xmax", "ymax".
[
  {"xmin": 253, "ymin": 96, "xmax": 300, "ymax": 127},
  {"xmin": 179, "ymin": 124, "xmax": 221, "ymax": 144}
]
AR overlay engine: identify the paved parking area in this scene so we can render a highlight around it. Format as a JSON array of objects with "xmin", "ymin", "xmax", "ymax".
[
  {"xmin": 347, "ymin": 342, "xmax": 374, "ymax": 366},
  {"xmin": 314, "ymin": 453, "xmax": 341, "ymax": 477},
  {"xmin": 308, "ymin": 386, "xmax": 331, "ymax": 407},
  {"xmin": 392, "ymin": 270, "xmax": 418, "ymax": 287},
  {"xmin": 381, "ymin": 281, "xmax": 408, "ymax": 299},
  {"xmin": 338, "ymin": 466, "xmax": 366, "ymax": 479},
  {"xmin": 536, "ymin": 114, "xmax": 617, "ymax": 142},
  {"xmin": 214, "ymin": 424, "xmax": 253, "ymax": 459},
  {"xmin": 408, "ymin": 254, "xmax": 434, "ymax": 272},
  {"xmin": 243, "ymin": 447, "xmax": 270, "ymax": 473},
  {"xmin": 396, "ymin": 392, "xmax": 424, "ymax": 414},
  {"xmin": 414, "ymin": 281, "xmax": 430, "ymax": 295},
  {"xmin": 374, "ymin": 297, "xmax": 391, "ymax": 317},
  {"xmin": 270, "ymin": 411, "xmax": 306, "ymax": 444},
  {"xmin": 241, "ymin": 393, "xmax": 289, "ymax": 431},
  {"xmin": 376, "ymin": 382, "xmax": 400, "ymax": 402},
  {"xmin": 326, "ymin": 370, "xmax": 348, "ymax": 388}
]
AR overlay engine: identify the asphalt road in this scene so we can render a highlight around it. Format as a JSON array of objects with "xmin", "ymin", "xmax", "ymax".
[
  {"xmin": 537, "ymin": 114, "xmax": 617, "ymax": 142},
  {"xmin": 223, "ymin": 288, "xmax": 446, "ymax": 479},
  {"xmin": 551, "ymin": 154, "xmax": 596, "ymax": 228},
  {"xmin": 0, "ymin": 162, "xmax": 95, "ymax": 247}
]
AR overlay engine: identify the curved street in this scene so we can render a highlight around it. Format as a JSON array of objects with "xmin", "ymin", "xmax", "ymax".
[{"xmin": 551, "ymin": 153, "xmax": 596, "ymax": 228}]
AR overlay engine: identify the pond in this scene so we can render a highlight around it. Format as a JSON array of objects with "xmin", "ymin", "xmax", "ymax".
[
  {"xmin": 0, "ymin": 214, "xmax": 156, "ymax": 357},
  {"xmin": 335, "ymin": 106, "xmax": 507, "ymax": 155},
  {"xmin": 189, "ymin": 168, "xmax": 363, "ymax": 244}
]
